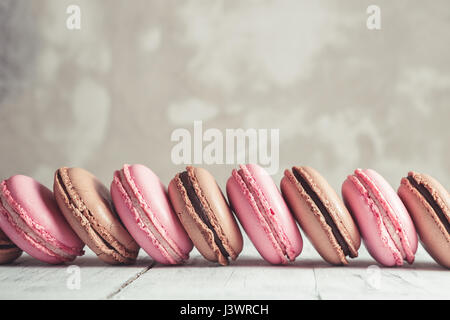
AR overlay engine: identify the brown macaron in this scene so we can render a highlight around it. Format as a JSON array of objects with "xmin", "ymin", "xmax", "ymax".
[
  {"xmin": 0, "ymin": 228, "xmax": 22, "ymax": 264},
  {"xmin": 168, "ymin": 166, "xmax": 243, "ymax": 266},
  {"xmin": 54, "ymin": 167, "xmax": 139, "ymax": 265},
  {"xmin": 281, "ymin": 166, "xmax": 360, "ymax": 265},
  {"xmin": 398, "ymin": 172, "xmax": 450, "ymax": 268}
]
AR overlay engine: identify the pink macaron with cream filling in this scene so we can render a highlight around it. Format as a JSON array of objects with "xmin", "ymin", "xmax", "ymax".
[
  {"xmin": 226, "ymin": 164, "xmax": 303, "ymax": 264},
  {"xmin": 111, "ymin": 164, "xmax": 193, "ymax": 264},
  {"xmin": 0, "ymin": 175, "xmax": 84, "ymax": 264},
  {"xmin": 342, "ymin": 169, "xmax": 418, "ymax": 266}
]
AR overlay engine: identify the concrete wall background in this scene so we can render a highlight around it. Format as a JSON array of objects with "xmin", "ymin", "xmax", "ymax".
[{"xmin": 0, "ymin": 0, "xmax": 449, "ymax": 194}]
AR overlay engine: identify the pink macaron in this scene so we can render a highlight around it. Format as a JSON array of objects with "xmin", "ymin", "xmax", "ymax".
[
  {"xmin": 342, "ymin": 169, "xmax": 418, "ymax": 266},
  {"xmin": 226, "ymin": 164, "xmax": 303, "ymax": 264},
  {"xmin": 0, "ymin": 175, "xmax": 84, "ymax": 264},
  {"xmin": 111, "ymin": 164, "xmax": 193, "ymax": 265}
]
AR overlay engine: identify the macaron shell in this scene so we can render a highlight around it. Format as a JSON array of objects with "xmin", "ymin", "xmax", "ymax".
[
  {"xmin": 111, "ymin": 164, "xmax": 192, "ymax": 264},
  {"xmin": 54, "ymin": 168, "xmax": 139, "ymax": 264},
  {"xmin": 398, "ymin": 173, "xmax": 450, "ymax": 268},
  {"xmin": 410, "ymin": 173, "xmax": 450, "ymax": 221},
  {"xmin": 3, "ymin": 175, "xmax": 84, "ymax": 251},
  {"xmin": 1, "ymin": 227, "xmax": 13, "ymax": 243},
  {"xmin": 127, "ymin": 165, "xmax": 192, "ymax": 255},
  {"xmin": 244, "ymin": 164, "xmax": 303, "ymax": 256},
  {"xmin": 363, "ymin": 169, "xmax": 418, "ymax": 256},
  {"xmin": 420, "ymin": 174, "xmax": 450, "ymax": 211},
  {"xmin": 227, "ymin": 164, "xmax": 302, "ymax": 264},
  {"xmin": 342, "ymin": 178, "xmax": 401, "ymax": 266},
  {"xmin": 178, "ymin": 168, "xmax": 229, "ymax": 264},
  {"xmin": 0, "ymin": 175, "xmax": 83, "ymax": 264},
  {"xmin": 282, "ymin": 166, "xmax": 361, "ymax": 265},
  {"xmin": 63, "ymin": 168, "xmax": 137, "ymax": 249},
  {"xmin": 111, "ymin": 184, "xmax": 170, "ymax": 264},
  {"xmin": 193, "ymin": 167, "xmax": 243, "ymax": 259},
  {"xmin": 303, "ymin": 167, "xmax": 361, "ymax": 251},
  {"xmin": 226, "ymin": 176, "xmax": 283, "ymax": 264},
  {"xmin": 168, "ymin": 178, "xmax": 217, "ymax": 262},
  {"xmin": 0, "ymin": 211, "xmax": 62, "ymax": 264},
  {"xmin": 281, "ymin": 175, "xmax": 343, "ymax": 265}
]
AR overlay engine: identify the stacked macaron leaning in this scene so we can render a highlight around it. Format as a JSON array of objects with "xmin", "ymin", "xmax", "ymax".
[{"xmin": 0, "ymin": 164, "xmax": 448, "ymax": 268}]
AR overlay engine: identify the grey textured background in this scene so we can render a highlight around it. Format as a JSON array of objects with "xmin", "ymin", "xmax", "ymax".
[{"xmin": 0, "ymin": 0, "xmax": 449, "ymax": 195}]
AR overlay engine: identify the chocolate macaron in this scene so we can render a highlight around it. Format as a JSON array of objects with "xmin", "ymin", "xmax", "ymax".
[
  {"xmin": 398, "ymin": 172, "xmax": 450, "ymax": 268},
  {"xmin": 168, "ymin": 166, "xmax": 243, "ymax": 265},
  {"xmin": 0, "ymin": 228, "xmax": 22, "ymax": 264},
  {"xmin": 281, "ymin": 166, "xmax": 360, "ymax": 265},
  {"xmin": 54, "ymin": 167, "xmax": 139, "ymax": 264}
]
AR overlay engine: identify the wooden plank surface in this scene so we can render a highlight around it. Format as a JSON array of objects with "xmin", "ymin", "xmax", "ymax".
[
  {"xmin": 0, "ymin": 251, "xmax": 153, "ymax": 299},
  {"xmin": 1, "ymin": 237, "xmax": 448, "ymax": 300}
]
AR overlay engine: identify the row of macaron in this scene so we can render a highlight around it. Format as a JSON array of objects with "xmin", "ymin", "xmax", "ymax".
[{"xmin": 0, "ymin": 164, "xmax": 448, "ymax": 268}]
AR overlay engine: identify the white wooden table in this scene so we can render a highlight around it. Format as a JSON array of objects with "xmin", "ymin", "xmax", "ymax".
[{"xmin": 1, "ymin": 236, "xmax": 448, "ymax": 300}]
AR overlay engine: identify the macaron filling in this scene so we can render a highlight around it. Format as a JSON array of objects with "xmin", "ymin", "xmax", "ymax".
[
  {"xmin": 114, "ymin": 166, "xmax": 187, "ymax": 264},
  {"xmin": 406, "ymin": 175, "xmax": 450, "ymax": 234},
  {"xmin": 0, "ymin": 190, "xmax": 78, "ymax": 261},
  {"xmin": 179, "ymin": 171, "xmax": 229, "ymax": 259},
  {"xmin": 292, "ymin": 168, "xmax": 352, "ymax": 257},
  {"xmin": 351, "ymin": 169, "xmax": 414, "ymax": 264}
]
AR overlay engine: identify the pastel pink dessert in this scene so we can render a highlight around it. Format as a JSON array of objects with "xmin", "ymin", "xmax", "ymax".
[
  {"xmin": 111, "ymin": 164, "xmax": 193, "ymax": 264},
  {"xmin": 0, "ymin": 175, "xmax": 84, "ymax": 264},
  {"xmin": 226, "ymin": 164, "xmax": 303, "ymax": 264},
  {"xmin": 342, "ymin": 169, "xmax": 418, "ymax": 266}
]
